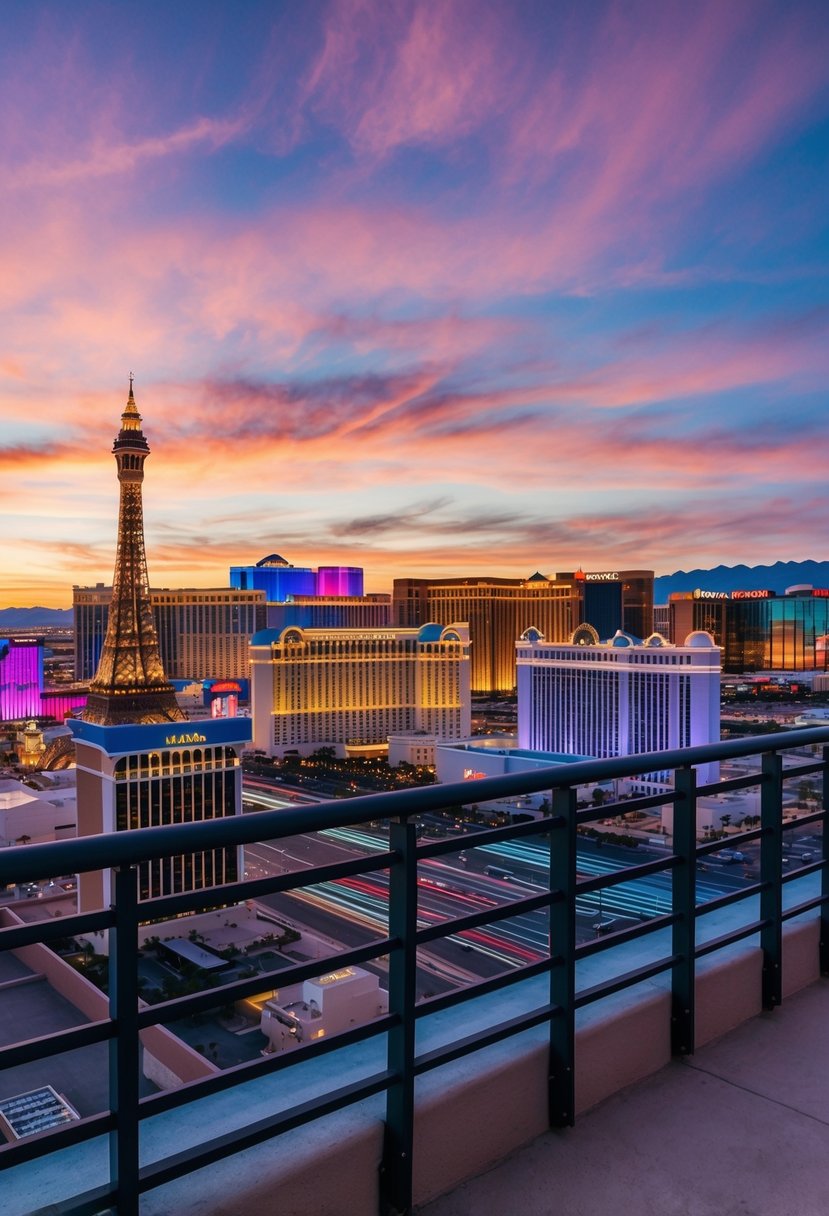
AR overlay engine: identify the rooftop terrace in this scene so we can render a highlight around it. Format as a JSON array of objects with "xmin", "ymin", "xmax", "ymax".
[{"xmin": 0, "ymin": 727, "xmax": 827, "ymax": 1215}]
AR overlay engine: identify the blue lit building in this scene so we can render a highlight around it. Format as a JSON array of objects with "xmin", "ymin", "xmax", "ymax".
[{"xmin": 230, "ymin": 554, "xmax": 364, "ymax": 601}]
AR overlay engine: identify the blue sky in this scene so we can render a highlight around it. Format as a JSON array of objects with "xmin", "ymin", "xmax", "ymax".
[{"xmin": 0, "ymin": 0, "xmax": 827, "ymax": 605}]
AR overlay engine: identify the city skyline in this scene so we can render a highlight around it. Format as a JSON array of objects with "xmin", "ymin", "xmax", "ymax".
[{"xmin": 1, "ymin": 1, "xmax": 828, "ymax": 608}]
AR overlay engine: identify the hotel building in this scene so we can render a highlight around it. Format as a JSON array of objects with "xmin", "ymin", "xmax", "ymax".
[
  {"xmin": 74, "ymin": 584, "xmax": 267, "ymax": 683},
  {"xmin": 668, "ymin": 586, "xmax": 829, "ymax": 673},
  {"xmin": 516, "ymin": 625, "xmax": 721, "ymax": 784},
  {"xmin": 265, "ymin": 593, "xmax": 390, "ymax": 632},
  {"xmin": 72, "ymin": 382, "xmax": 250, "ymax": 911},
  {"xmin": 393, "ymin": 575, "xmax": 579, "ymax": 694},
  {"xmin": 250, "ymin": 624, "xmax": 471, "ymax": 757},
  {"xmin": 230, "ymin": 554, "xmax": 364, "ymax": 601}
]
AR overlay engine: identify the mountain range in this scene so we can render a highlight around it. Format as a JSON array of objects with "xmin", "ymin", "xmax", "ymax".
[
  {"xmin": 2, "ymin": 561, "xmax": 828, "ymax": 625},
  {"xmin": 0, "ymin": 606, "xmax": 73, "ymax": 629},
  {"xmin": 653, "ymin": 561, "xmax": 829, "ymax": 602}
]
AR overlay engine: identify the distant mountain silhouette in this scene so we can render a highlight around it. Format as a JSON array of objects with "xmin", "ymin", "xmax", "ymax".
[
  {"xmin": 0, "ymin": 606, "xmax": 73, "ymax": 629},
  {"xmin": 655, "ymin": 561, "xmax": 829, "ymax": 602}
]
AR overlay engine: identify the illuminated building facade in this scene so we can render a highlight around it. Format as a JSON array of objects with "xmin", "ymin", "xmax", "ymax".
[
  {"xmin": 393, "ymin": 575, "xmax": 579, "ymax": 693},
  {"xmin": 74, "ymin": 585, "xmax": 267, "ymax": 682},
  {"xmin": 230, "ymin": 555, "xmax": 364, "ymax": 601},
  {"xmin": 0, "ymin": 639, "xmax": 43, "ymax": 720},
  {"xmin": 73, "ymin": 382, "xmax": 249, "ymax": 911},
  {"xmin": 0, "ymin": 639, "xmax": 86, "ymax": 725},
  {"xmin": 265, "ymin": 594, "xmax": 390, "ymax": 632},
  {"xmin": 564, "ymin": 569, "xmax": 655, "ymax": 640},
  {"xmin": 668, "ymin": 586, "xmax": 829, "ymax": 673},
  {"xmin": 516, "ymin": 625, "xmax": 721, "ymax": 784},
  {"xmin": 250, "ymin": 623, "xmax": 471, "ymax": 757}
]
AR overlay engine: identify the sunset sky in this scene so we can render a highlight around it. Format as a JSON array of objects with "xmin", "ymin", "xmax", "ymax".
[{"xmin": 1, "ymin": 0, "xmax": 828, "ymax": 608}]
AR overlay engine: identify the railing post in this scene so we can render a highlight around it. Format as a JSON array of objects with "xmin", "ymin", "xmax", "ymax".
[
  {"xmin": 549, "ymin": 786, "xmax": 576, "ymax": 1127},
  {"xmin": 671, "ymin": 766, "xmax": 697, "ymax": 1056},
  {"xmin": 380, "ymin": 818, "xmax": 418, "ymax": 1216},
  {"xmin": 760, "ymin": 750, "xmax": 784, "ymax": 1009},
  {"xmin": 109, "ymin": 865, "xmax": 141, "ymax": 1216},
  {"xmin": 816, "ymin": 739, "xmax": 821, "ymax": 977}
]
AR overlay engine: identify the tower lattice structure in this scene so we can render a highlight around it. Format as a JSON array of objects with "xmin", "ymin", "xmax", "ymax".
[{"xmin": 83, "ymin": 381, "xmax": 186, "ymax": 726}]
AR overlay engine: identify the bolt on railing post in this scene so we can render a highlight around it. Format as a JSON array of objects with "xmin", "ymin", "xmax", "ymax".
[
  {"xmin": 671, "ymin": 766, "xmax": 697, "ymax": 1056},
  {"xmin": 109, "ymin": 865, "xmax": 141, "ymax": 1216},
  {"xmin": 380, "ymin": 818, "xmax": 418, "ymax": 1216},
  {"xmin": 549, "ymin": 786, "xmax": 576, "ymax": 1127},
  {"xmin": 760, "ymin": 750, "xmax": 784, "ymax": 1010},
  {"xmin": 816, "ymin": 739, "xmax": 821, "ymax": 977}
]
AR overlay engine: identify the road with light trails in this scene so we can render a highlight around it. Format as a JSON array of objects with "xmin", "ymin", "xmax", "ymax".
[{"xmin": 241, "ymin": 780, "xmax": 760, "ymax": 989}]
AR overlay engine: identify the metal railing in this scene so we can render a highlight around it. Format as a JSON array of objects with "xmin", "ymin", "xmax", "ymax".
[{"xmin": 1, "ymin": 727, "xmax": 829, "ymax": 1216}]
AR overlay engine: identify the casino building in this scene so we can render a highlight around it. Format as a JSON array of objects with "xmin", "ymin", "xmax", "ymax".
[
  {"xmin": 668, "ymin": 586, "xmax": 829, "ymax": 673},
  {"xmin": 250, "ymin": 623, "xmax": 471, "ymax": 758},
  {"xmin": 71, "ymin": 382, "xmax": 250, "ymax": 911},
  {"xmin": 74, "ymin": 585, "xmax": 267, "ymax": 683},
  {"xmin": 230, "ymin": 554, "xmax": 364, "ymax": 601},
  {"xmin": 516, "ymin": 624, "xmax": 721, "ymax": 785},
  {"xmin": 392, "ymin": 569, "xmax": 654, "ymax": 695}
]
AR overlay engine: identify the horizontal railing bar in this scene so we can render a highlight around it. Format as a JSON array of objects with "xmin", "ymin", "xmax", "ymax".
[
  {"xmin": 0, "ymin": 1109, "xmax": 114, "ymax": 1166},
  {"xmin": 21, "ymin": 1184, "xmax": 118, "ymax": 1216},
  {"xmin": 577, "ymin": 790, "xmax": 680, "ymax": 822},
  {"xmin": 576, "ymin": 854, "xmax": 678, "ymax": 895},
  {"xmin": 141, "ymin": 1014, "xmax": 398, "ymax": 1119},
  {"xmin": 139, "ymin": 1070, "xmax": 396, "ymax": 1194},
  {"xmin": 697, "ymin": 772, "xmax": 765, "ymax": 797},
  {"xmin": 143, "ymin": 849, "xmax": 397, "ymax": 921},
  {"xmin": 574, "ymin": 955, "xmax": 679, "ymax": 1008},
  {"xmin": 695, "ymin": 882, "xmax": 766, "ymax": 918},
  {"xmin": 782, "ymin": 894, "xmax": 829, "ymax": 921},
  {"xmin": 415, "ymin": 815, "xmax": 562, "ymax": 860},
  {"xmin": 778, "ymin": 760, "xmax": 826, "ymax": 778},
  {"xmin": 414, "ymin": 957, "xmax": 556, "ymax": 1020},
  {"xmin": 696, "ymin": 831, "xmax": 764, "ymax": 858},
  {"xmin": 0, "ymin": 908, "xmax": 112, "ymax": 950},
  {"xmin": 576, "ymin": 911, "xmax": 676, "ymax": 958},
  {"xmin": 783, "ymin": 809, "xmax": 825, "ymax": 829},
  {"xmin": 136, "ymin": 937, "xmax": 396, "ymax": 1030},
  {"xmin": 5, "ymin": 726, "xmax": 829, "ymax": 882},
  {"xmin": 414, "ymin": 1003, "xmax": 560, "ymax": 1077},
  {"xmin": 695, "ymin": 919, "xmax": 769, "ymax": 959},
  {"xmin": 782, "ymin": 859, "xmax": 825, "ymax": 883},
  {"xmin": 416, "ymin": 890, "xmax": 555, "ymax": 946},
  {"xmin": 0, "ymin": 1018, "xmax": 113, "ymax": 1070}
]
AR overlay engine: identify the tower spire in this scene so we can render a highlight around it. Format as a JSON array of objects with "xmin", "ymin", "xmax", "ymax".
[{"xmin": 82, "ymin": 384, "xmax": 186, "ymax": 725}]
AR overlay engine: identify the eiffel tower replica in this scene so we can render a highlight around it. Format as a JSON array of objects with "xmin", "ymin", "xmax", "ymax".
[{"xmin": 82, "ymin": 378, "xmax": 186, "ymax": 726}]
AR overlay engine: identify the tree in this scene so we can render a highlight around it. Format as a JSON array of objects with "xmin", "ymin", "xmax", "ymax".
[
  {"xmin": 15, "ymin": 834, "xmax": 31, "ymax": 846},
  {"xmin": 592, "ymin": 788, "xmax": 606, "ymax": 807},
  {"xmin": 720, "ymin": 814, "xmax": 732, "ymax": 829}
]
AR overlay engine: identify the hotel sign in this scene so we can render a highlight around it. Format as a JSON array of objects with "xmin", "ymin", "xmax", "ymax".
[
  {"xmin": 584, "ymin": 572, "xmax": 620, "ymax": 581},
  {"xmin": 165, "ymin": 732, "xmax": 207, "ymax": 745},
  {"xmin": 693, "ymin": 589, "xmax": 730, "ymax": 600},
  {"xmin": 731, "ymin": 589, "xmax": 774, "ymax": 600}
]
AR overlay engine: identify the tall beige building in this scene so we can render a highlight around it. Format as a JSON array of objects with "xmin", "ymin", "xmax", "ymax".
[
  {"xmin": 250, "ymin": 624, "xmax": 471, "ymax": 757},
  {"xmin": 74, "ymin": 584, "xmax": 267, "ymax": 682},
  {"xmin": 393, "ymin": 575, "xmax": 579, "ymax": 694}
]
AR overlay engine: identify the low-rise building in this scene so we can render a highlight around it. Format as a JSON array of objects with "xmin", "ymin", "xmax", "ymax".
[{"xmin": 260, "ymin": 966, "xmax": 387, "ymax": 1053}]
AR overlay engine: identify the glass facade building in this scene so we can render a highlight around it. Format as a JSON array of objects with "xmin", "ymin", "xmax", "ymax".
[{"xmin": 669, "ymin": 589, "xmax": 829, "ymax": 673}]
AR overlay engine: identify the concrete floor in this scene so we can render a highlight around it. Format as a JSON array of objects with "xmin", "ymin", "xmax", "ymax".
[{"xmin": 419, "ymin": 979, "xmax": 829, "ymax": 1216}]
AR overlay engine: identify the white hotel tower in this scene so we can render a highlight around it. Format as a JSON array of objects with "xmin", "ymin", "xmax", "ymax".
[
  {"xmin": 516, "ymin": 625, "xmax": 721, "ymax": 784},
  {"xmin": 250, "ymin": 623, "xmax": 471, "ymax": 758}
]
